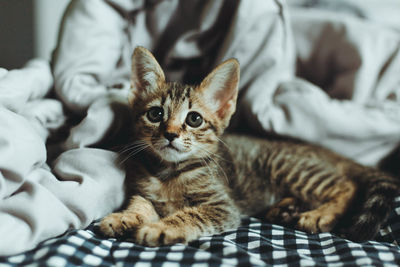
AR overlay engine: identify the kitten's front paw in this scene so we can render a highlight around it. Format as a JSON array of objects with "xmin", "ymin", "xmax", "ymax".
[
  {"xmin": 99, "ymin": 212, "xmax": 142, "ymax": 238},
  {"xmin": 136, "ymin": 223, "xmax": 186, "ymax": 246}
]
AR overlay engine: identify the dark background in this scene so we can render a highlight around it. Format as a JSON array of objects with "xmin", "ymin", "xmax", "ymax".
[{"xmin": 0, "ymin": 1, "xmax": 34, "ymax": 69}]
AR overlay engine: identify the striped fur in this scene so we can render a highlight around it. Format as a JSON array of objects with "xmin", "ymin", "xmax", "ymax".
[{"xmin": 99, "ymin": 47, "xmax": 399, "ymax": 245}]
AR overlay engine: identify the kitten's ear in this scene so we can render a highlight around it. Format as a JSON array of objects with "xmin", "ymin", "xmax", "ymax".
[
  {"xmin": 129, "ymin": 47, "xmax": 165, "ymax": 104},
  {"xmin": 199, "ymin": 59, "xmax": 240, "ymax": 126}
]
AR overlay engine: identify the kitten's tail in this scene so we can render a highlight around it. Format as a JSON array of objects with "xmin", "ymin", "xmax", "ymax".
[{"xmin": 345, "ymin": 169, "xmax": 400, "ymax": 242}]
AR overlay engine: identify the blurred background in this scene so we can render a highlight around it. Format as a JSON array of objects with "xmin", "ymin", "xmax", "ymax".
[
  {"xmin": 0, "ymin": 0, "xmax": 69, "ymax": 69},
  {"xmin": 1, "ymin": 0, "xmax": 399, "ymax": 70}
]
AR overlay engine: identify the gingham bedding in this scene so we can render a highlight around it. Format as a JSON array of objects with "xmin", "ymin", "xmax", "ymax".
[{"xmin": 1, "ymin": 197, "xmax": 400, "ymax": 266}]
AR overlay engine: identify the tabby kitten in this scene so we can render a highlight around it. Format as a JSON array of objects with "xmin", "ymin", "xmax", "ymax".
[{"xmin": 99, "ymin": 47, "xmax": 399, "ymax": 246}]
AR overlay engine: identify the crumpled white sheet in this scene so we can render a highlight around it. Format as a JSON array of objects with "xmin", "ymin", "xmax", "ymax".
[
  {"xmin": 283, "ymin": 1, "xmax": 400, "ymax": 165},
  {"xmin": 240, "ymin": 1, "xmax": 400, "ymax": 166},
  {"xmin": 1, "ymin": 0, "xmax": 400, "ymax": 257},
  {"xmin": 0, "ymin": 60, "xmax": 126, "ymax": 256}
]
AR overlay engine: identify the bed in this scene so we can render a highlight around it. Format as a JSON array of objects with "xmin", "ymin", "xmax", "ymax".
[
  {"xmin": 1, "ymin": 0, "xmax": 400, "ymax": 265},
  {"xmin": 1, "ymin": 198, "xmax": 400, "ymax": 266}
]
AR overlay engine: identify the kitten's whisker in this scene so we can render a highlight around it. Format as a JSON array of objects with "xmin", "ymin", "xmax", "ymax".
[
  {"xmin": 191, "ymin": 143, "xmax": 230, "ymax": 185},
  {"xmin": 119, "ymin": 144, "xmax": 151, "ymax": 164},
  {"xmin": 215, "ymin": 136, "xmax": 232, "ymax": 153},
  {"xmin": 206, "ymin": 154, "xmax": 229, "ymax": 185},
  {"xmin": 119, "ymin": 144, "xmax": 149, "ymax": 158},
  {"xmin": 118, "ymin": 141, "xmax": 149, "ymax": 155},
  {"xmin": 201, "ymin": 157, "xmax": 215, "ymax": 182},
  {"xmin": 120, "ymin": 148, "xmax": 148, "ymax": 165},
  {"xmin": 192, "ymin": 143, "xmax": 227, "ymax": 162}
]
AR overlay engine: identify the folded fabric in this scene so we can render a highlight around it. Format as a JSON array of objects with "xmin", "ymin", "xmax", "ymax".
[
  {"xmin": 64, "ymin": 90, "xmax": 131, "ymax": 150},
  {"xmin": 243, "ymin": 78, "xmax": 400, "ymax": 166},
  {"xmin": 240, "ymin": 2, "xmax": 400, "ymax": 166},
  {"xmin": 0, "ymin": 59, "xmax": 53, "ymax": 113},
  {"xmin": 0, "ymin": 111, "xmax": 126, "ymax": 255},
  {"xmin": 0, "ymin": 68, "xmax": 7, "ymax": 79},
  {"xmin": 0, "ymin": 68, "xmax": 126, "ymax": 256}
]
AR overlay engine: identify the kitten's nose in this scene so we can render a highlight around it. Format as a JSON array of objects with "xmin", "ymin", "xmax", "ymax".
[{"xmin": 164, "ymin": 132, "xmax": 179, "ymax": 142}]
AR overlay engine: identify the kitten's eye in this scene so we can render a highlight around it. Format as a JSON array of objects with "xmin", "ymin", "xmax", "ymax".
[
  {"xmin": 186, "ymin": 112, "xmax": 203, "ymax": 128},
  {"xmin": 147, "ymin": 107, "xmax": 164, "ymax": 122}
]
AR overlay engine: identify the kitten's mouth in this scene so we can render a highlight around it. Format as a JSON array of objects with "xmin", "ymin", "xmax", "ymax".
[{"xmin": 162, "ymin": 143, "xmax": 180, "ymax": 152}]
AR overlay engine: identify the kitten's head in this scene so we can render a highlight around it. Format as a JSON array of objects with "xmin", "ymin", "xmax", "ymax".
[{"xmin": 128, "ymin": 47, "xmax": 239, "ymax": 163}]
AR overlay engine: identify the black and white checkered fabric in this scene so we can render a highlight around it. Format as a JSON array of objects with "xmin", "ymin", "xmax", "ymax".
[{"xmin": 2, "ymin": 197, "xmax": 400, "ymax": 266}]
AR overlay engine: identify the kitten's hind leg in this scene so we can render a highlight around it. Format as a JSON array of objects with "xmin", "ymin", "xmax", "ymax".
[
  {"xmin": 99, "ymin": 195, "xmax": 159, "ymax": 238},
  {"xmin": 297, "ymin": 180, "xmax": 356, "ymax": 234},
  {"xmin": 265, "ymin": 197, "xmax": 303, "ymax": 228}
]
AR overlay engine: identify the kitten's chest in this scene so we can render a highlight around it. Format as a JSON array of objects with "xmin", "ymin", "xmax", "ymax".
[{"xmin": 139, "ymin": 177, "xmax": 187, "ymax": 217}]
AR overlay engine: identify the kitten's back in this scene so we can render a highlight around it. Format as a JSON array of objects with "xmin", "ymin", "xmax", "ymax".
[{"xmin": 220, "ymin": 133, "xmax": 399, "ymax": 240}]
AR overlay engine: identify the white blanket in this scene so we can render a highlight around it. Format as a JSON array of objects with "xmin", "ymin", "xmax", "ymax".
[
  {"xmin": 0, "ymin": 60, "xmax": 126, "ymax": 256},
  {"xmin": 1, "ymin": 0, "xmax": 399, "ymax": 256}
]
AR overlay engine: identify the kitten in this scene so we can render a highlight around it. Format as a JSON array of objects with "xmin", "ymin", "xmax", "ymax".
[{"xmin": 99, "ymin": 47, "xmax": 399, "ymax": 246}]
